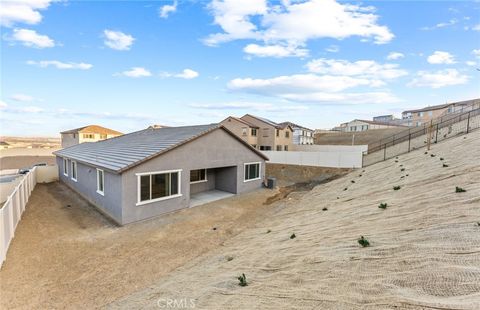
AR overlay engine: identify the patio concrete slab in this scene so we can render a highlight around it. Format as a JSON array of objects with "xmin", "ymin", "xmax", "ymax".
[{"xmin": 190, "ymin": 190, "xmax": 234, "ymax": 208}]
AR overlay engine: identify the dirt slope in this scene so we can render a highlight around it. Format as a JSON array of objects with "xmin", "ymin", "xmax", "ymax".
[
  {"xmin": 315, "ymin": 127, "xmax": 406, "ymax": 146},
  {"xmin": 111, "ymin": 130, "xmax": 480, "ymax": 309}
]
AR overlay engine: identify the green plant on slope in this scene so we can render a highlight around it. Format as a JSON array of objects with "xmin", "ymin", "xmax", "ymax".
[
  {"xmin": 455, "ymin": 187, "xmax": 466, "ymax": 193},
  {"xmin": 378, "ymin": 203, "xmax": 388, "ymax": 209},
  {"xmin": 440, "ymin": 157, "xmax": 444, "ymax": 161},
  {"xmin": 266, "ymin": 229, "xmax": 271, "ymax": 234},
  {"xmin": 430, "ymin": 154, "xmax": 436, "ymax": 157},
  {"xmin": 401, "ymin": 168, "xmax": 405, "ymax": 172},
  {"xmin": 358, "ymin": 236, "xmax": 370, "ymax": 247},
  {"xmin": 237, "ymin": 273, "xmax": 248, "ymax": 286},
  {"xmin": 290, "ymin": 233, "xmax": 296, "ymax": 239},
  {"xmin": 393, "ymin": 186, "xmax": 401, "ymax": 190},
  {"xmin": 351, "ymin": 180, "xmax": 355, "ymax": 183},
  {"xmin": 322, "ymin": 207, "xmax": 328, "ymax": 211},
  {"xmin": 443, "ymin": 163, "xmax": 449, "ymax": 168}
]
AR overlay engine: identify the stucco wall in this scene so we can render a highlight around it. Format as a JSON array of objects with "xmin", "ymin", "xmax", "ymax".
[
  {"xmin": 61, "ymin": 133, "xmax": 79, "ymax": 148},
  {"xmin": 189, "ymin": 169, "xmax": 216, "ymax": 194},
  {"xmin": 120, "ymin": 128, "xmax": 266, "ymax": 224},
  {"xmin": 56, "ymin": 157, "xmax": 123, "ymax": 223},
  {"xmin": 220, "ymin": 118, "xmax": 258, "ymax": 147}
]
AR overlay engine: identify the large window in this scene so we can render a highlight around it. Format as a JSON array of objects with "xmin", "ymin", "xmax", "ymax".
[
  {"xmin": 137, "ymin": 170, "xmax": 181, "ymax": 205},
  {"xmin": 63, "ymin": 158, "xmax": 68, "ymax": 176},
  {"xmin": 190, "ymin": 169, "xmax": 207, "ymax": 183},
  {"xmin": 97, "ymin": 169, "xmax": 104, "ymax": 195},
  {"xmin": 71, "ymin": 161, "xmax": 77, "ymax": 182},
  {"xmin": 83, "ymin": 134, "xmax": 94, "ymax": 139},
  {"xmin": 244, "ymin": 162, "xmax": 261, "ymax": 182}
]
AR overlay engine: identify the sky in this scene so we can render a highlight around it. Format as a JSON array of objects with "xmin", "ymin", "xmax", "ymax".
[{"xmin": 1, "ymin": 0, "xmax": 479, "ymax": 137}]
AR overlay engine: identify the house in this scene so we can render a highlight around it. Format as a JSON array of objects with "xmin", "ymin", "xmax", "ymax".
[
  {"xmin": 342, "ymin": 119, "xmax": 405, "ymax": 132},
  {"xmin": 60, "ymin": 125, "xmax": 123, "ymax": 148},
  {"xmin": 220, "ymin": 116, "xmax": 259, "ymax": 149},
  {"xmin": 53, "ymin": 124, "xmax": 268, "ymax": 225},
  {"xmin": 278, "ymin": 122, "xmax": 314, "ymax": 145},
  {"xmin": 239, "ymin": 114, "xmax": 293, "ymax": 151},
  {"xmin": 373, "ymin": 115, "xmax": 394, "ymax": 123},
  {"xmin": 402, "ymin": 98, "xmax": 480, "ymax": 127}
]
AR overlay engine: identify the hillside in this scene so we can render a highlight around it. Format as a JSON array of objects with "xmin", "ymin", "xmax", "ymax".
[
  {"xmin": 315, "ymin": 127, "xmax": 406, "ymax": 146},
  {"xmin": 111, "ymin": 130, "xmax": 480, "ymax": 309}
]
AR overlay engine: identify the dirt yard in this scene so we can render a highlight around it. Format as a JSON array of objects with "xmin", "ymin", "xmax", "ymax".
[
  {"xmin": 0, "ymin": 156, "xmax": 56, "ymax": 169},
  {"xmin": 266, "ymin": 163, "xmax": 351, "ymax": 186},
  {"xmin": 0, "ymin": 181, "xmax": 296, "ymax": 309}
]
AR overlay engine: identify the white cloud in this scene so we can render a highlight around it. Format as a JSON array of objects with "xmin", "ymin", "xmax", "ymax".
[
  {"xmin": 189, "ymin": 102, "xmax": 308, "ymax": 112},
  {"xmin": 473, "ymin": 24, "xmax": 480, "ymax": 31},
  {"xmin": 161, "ymin": 68, "xmax": 199, "ymax": 79},
  {"xmin": 243, "ymin": 43, "xmax": 308, "ymax": 58},
  {"xmin": 0, "ymin": 0, "xmax": 56, "ymax": 27},
  {"xmin": 387, "ymin": 52, "xmax": 404, "ymax": 60},
  {"xmin": 159, "ymin": 1, "xmax": 177, "ymax": 18},
  {"xmin": 427, "ymin": 51, "xmax": 456, "ymax": 64},
  {"xmin": 10, "ymin": 93, "xmax": 34, "ymax": 102},
  {"xmin": 325, "ymin": 45, "xmax": 339, "ymax": 53},
  {"xmin": 27, "ymin": 60, "xmax": 93, "ymax": 70},
  {"xmin": 115, "ymin": 67, "xmax": 152, "ymax": 78},
  {"xmin": 204, "ymin": 0, "xmax": 393, "ymax": 58},
  {"xmin": 0, "ymin": 101, "xmax": 44, "ymax": 113},
  {"xmin": 306, "ymin": 58, "xmax": 408, "ymax": 80},
  {"xmin": 472, "ymin": 49, "xmax": 480, "ymax": 58},
  {"xmin": 408, "ymin": 69, "xmax": 468, "ymax": 88},
  {"xmin": 10, "ymin": 28, "xmax": 55, "ymax": 48},
  {"xmin": 422, "ymin": 18, "xmax": 457, "ymax": 30},
  {"xmin": 465, "ymin": 61, "xmax": 477, "ymax": 66},
  {"xmin": 103, "ymin": 30, "xmax": 135, "ymax": 51}
]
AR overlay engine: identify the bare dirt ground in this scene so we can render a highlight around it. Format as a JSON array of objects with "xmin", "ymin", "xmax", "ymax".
[
  {"xmin": 266, "ymin": 163, "xmax": 351, "ymax": 186},
  {"xmin": 0, "ymin": 156, "xmax": 56, "ymax": 169},
  {"xmin": 315, "ymin": 127, "xmax": 406, "ymax": 146},
  {"xmin": 110, "ymin": 130, "xmax": 480, "ymax": 309},
  {"xmin": 0, "ymin": 176, "xmax": 332, "ymax": 309}
]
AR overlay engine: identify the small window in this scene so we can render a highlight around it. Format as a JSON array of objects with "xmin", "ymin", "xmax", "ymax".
[
  {"xmin": 276, "ymin": 145, "xmax": 282, "ymax": 151},
  {"xmin": 276, "ymin": 129, "xmax": 280, "ymax": 137},
  {"xmin": 284, "ymin": 145, "xmax": 288, "ymax": 151},
  {"xmin": 137, "ymin": 170, "xmax": 181, "ymax": 205},
  {"xmin": 83, "ymin": 133, "xmax": 94, "ymax": 139},
  {"xmin": 71, "ymin": 161, "xmax": 77, "ymax": 182},
  {"xmin": 251, "ymin": 128, "xmax": 257, "ymax": 136},
  {"xmin": 190, "ymin": 169, "xmax": 207, "ymax": 183},
  {"xmin": 428, "ymin": 111, "xmax": 433, "ymax": 117},
  {"xmin": 285, "ymin": 131, "xmax": 290, "ymax": 138},
  {"xmin": 244, "ymin": 163, "xmax": 261, "ymax": 182},
  {"xmin": 99, "ymin": 134, "xmax": 107, "ymax": 140},
  {"xmin": 97, "ymin": 169, "xmax": 104, "ymax": 195},
  {"xmin": 242, "ymin": 128, "xmax": 247, "ymax": 136},
  {"xmin": 63, "ymin": 158, "xmax": 68, "ymax": 176}
]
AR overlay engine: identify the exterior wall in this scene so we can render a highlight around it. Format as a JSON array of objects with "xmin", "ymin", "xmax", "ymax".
[
  {"xmin": 120, "ymin": 129, "xmax": 265, "ymax": 224},
  {"xmin": 402, "ymin": 108, "xmax": 448, "ymax": 127},
  {"xmin": 345, "ymin": 120, "xmax": 399, "ymax": 132},
  {"xmin": 263, "ymin": 149, "xmax": 363, "ymax": 168},
  {"xmin": 61, "ymin": 133, "xmax": 79, "ymax": 148},
  {"xmin": 292, "ymin": 127, "xmax": 314, "ymax": 145},
  {"xmin": 240, "ymin": 115, "xmax": 294, "ymax": 151},
  {"xmin": 220, "ymin": 118, "xmax": 258, "ymax": 148},
  {"xmin": 56, "ymin": 157, "xmax": 123, "ymax": 223}
]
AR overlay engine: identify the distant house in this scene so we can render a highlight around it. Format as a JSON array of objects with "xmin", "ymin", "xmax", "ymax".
[
  {"xmin": 402, "ymin": 98, "xmax": 480, "ymax": 127},
  {"xmin": 54, "ymin": 124, "xmax": 267, "ymax": 225},
  {"xmin": 341, "ymin": 119, "xmax": 405, "ymax": 132},
  {"xmin": 239, "ymin": 114, "xmax": 293, "ymax": 151},
  {"xmin": 60, "ymin": 125, "xmax": 123, "ymax": 148},
  {"xmin": 278, "ymin": 122, "xmax": 314, "ymax": 145},
  {"xmin": 373, "ymin": 115, "xmax": 394, "ymax": 123},
  {"xmin": 220, "ymin": 116, "xmax": 259, "ymax": 149}
]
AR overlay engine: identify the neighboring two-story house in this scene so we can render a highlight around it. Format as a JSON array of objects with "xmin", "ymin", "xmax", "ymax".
[
  {"xmin": 278, "ymin": 122, "xmax": 314, "ymax": 145},
  {"xmin": 61, "ymin": 125, "xmax": 123, "ymax": 148},
  {"xmin": 239, "ymin": 114, "xmax": 293, "ymax": 151},
  {"xmin": 220, "ymin": 116, "xmax": 259, "ymax": 149}
]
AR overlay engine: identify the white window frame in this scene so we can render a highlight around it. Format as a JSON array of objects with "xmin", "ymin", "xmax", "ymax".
[
  {"xmin": 244, "ymin": 162, "xmax": 261, "ymax": 182},
  {"xmin": 71, "ymin": 161, "xmax": 77, "ymax": 182},
  {"xmin": 190, "ymin": 169, "xmax": 207, "ymax": 184},
  {"xmin": 96, "ymin": 168, "xmax": 104, "ymax": 196},
  {"xmin": 136, "ymin": 169, "xmax": 182, "ymax": 206},
  {"xmin": 63, "ymin": 158, "xmax": 68, "ymax": 176}
]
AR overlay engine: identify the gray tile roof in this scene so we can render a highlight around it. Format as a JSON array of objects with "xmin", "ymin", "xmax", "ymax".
[{"xmin": 54, "ymin": 124, "xmax": 220, "ymax": 173}]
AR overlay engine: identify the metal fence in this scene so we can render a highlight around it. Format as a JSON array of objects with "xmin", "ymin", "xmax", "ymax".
[
  {"xmin": 363, "ymin": 108, "xmax": 480, "ymax": 166},
  {"xmin": 0, "ymin": 167, "xmax": 37, "ymax": 268}
]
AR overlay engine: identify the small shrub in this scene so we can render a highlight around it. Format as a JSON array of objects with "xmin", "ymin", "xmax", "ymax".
[
  {"xmin": 226, "ymin": 256, "xmax": 234, "ymax": 261},
  {"xmin": 440, "ymin": 157, "xmax": 444, "ymax": 161},
  {"xmin": 406, "ymin": 174, "xmax": 409, "ymax": 177},
  {"xmin": 400, "ymin": 168, "xmax": 405, "ymax": 172},
  {"xmin": 395, "ymin": 156, "xmax": 399, "ymax": 159},
  {"xmin": 476, "ymin": 222, "xmax": 480, "ymax": 227},
  {"xmin": 378, "ymin": 203, "xmax": 388, "ymax": 209},
  {"xmin": 455, "ymin": 186, "xmax": 466, "ymax": 193},
  {"xmin": 359, "ymin": 174, "xmax": 362, "ymax": 177},
  {"xmin": 393, "ymin": 186, "xmax": 401, "ymax": 191},
  {"xmin": 395, "ymin": 160, "xmax": 398, "ymax": 163},
  {"xmin": 266, "ymin": 229, "xmax": 271, "ymax": 233},
  {"xmin": 351, "ymin": 180, "xmax": 355, "ymax": 183},
  {"xmin": 443, "ymin": 163, "xmax": 449, "ymax": 168},
  {"xmin": 344, "ymin": 187, "xmax": 348, "ymax": 191},
  {"xmin": 290, "ymin": 233, "xmax": 296, "ymax": 239},
  {"xmin": 336, "ymin": 197, "xmax": 339, "ymax": 199},
  {"xmin": 430, "ymin": 154, "xmax": 435, "ymax": 157},
  {"xmin": 322, "ymin": 207, "xmax": 328, "ymax": 211},
  {"xmin": 400, "ymin": 176, "xmax": 405, "ymax": 179},
  {"xmin": 237, "ymin": 273, "xmax": 247, "ymax": 287},
  {"xmin": 212, "ymin": 227, "xmax": 217, "ymax": 231},
  {"xmin": 424, "ymin": 151, "xmax": 428, "ymax": 154},
  {"xmin": 358, "ymin": 236, "xmax": 370, "ymax": 247}
]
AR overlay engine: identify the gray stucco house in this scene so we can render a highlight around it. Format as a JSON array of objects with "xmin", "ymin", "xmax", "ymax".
[{"xmin": 54, "ymin": 124, "xmax": 268, "ymax": 225}]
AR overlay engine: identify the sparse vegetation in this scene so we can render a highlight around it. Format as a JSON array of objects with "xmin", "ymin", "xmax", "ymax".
[
  {"xmin": 344, "ymin": 187, "xmax": 348, "ymax": 191},
  {"xmin": 424, "ymin": 151, "xmax": 428, "ymax": 154},
  {"xmin": 455, "ymin": 186, "xmax": 466, "ymax": 193},
  {"xmin": 322, "ymin": 207, "xmax": 328, "ymax": 211},
  {"xmin": 378, "ymin": 203, "xmax": 388, "ymax": 209},
  {"xmin": 237, "ymin": 273, "xmax": 247, "ymax": 286},
  {"xmin": 226, "ymin": 256, "xmax": 234, "ymax": 261},
  {"xmin": 358, "ymin": 236, "xmax": 370, "ymax": 247},
  {"xmin": 430, "ymin": 154, "xmax": 435, "ymax": 157},
  {"xmin": 443, "ymin": 163, "xmax": 449, "ymax": 168},
  {"xmin": 393, "ymin": 186, "xmax": 401, "ymax": 190},
  {"xmin": 290, "ymin": 233, "xmax": 296, "ymax": 239},
  {"xmin": 266, "ymin": 229, "xmax": 271, "ymax": 233},
  {"xmin": 400, "ymin": 168, "xmax": 405, "ymax": 172},
  {"xmin": 440, "ymin": 157, "xmax": 444, "ymax": 161},
  {"xmin": 476, "ymin": 222, "xmax": 480, "ymax": 227},
  {"xmin": 351, "ymin": 180, "xmax": 355, "ymax": 183},
  {"xmin": 395, "ymin": 160, "xmax": 398, "ymax": 163}
]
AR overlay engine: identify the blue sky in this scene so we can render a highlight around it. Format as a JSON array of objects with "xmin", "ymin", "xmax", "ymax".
[{"xmin": 1, "ymin": 0, "xmax": 479, "ymax": 137}]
